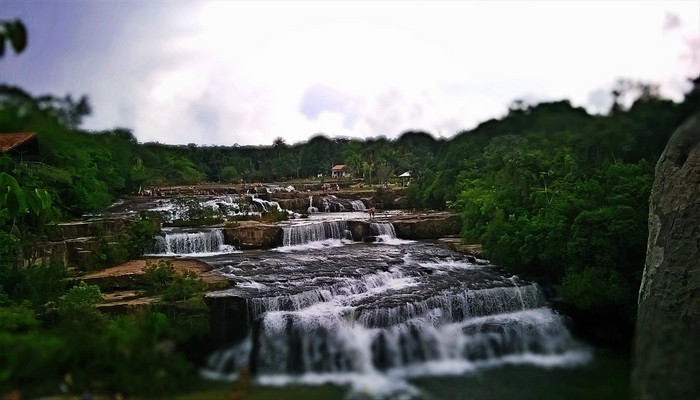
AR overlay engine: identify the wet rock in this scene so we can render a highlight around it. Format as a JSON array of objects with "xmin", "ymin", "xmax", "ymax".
[
  {"xmin": 347, "ymin": 220, "xmax": 371, "ymax": 241},
  {"xmin": 224, "ymin": 221, "xmax": 282, "ymax": 249},
  {"xmin": 438, "ymin": 239, "xmax": 484, "ymax": 258},
  {"xmin": 390, "ymin": 212, "xmax": 461, "ymax": 239},
  {"xmin": 206, "ymin": 295, "xmax": 251, "ymax": 347},
  {"xmin": 275, "ymin": 197, "xmax": 308, "ymax": 212},
  {"xmin": 633, "ymin": 113, "xmax": 700, "ymax": 400}
]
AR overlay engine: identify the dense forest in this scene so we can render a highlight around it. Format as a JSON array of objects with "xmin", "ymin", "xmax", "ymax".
[{"xmin": 1, "ymin": 74, "xmax": 698, "ymax": 394}]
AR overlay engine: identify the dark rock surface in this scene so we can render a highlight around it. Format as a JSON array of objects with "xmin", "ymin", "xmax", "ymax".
[
  {"xmin": 391, "ymin": 212, "xmax": 461, "ymax": 239},
  {"xmin": 633, "ymin": 113, "xmax": 700, "ymax": 399}
]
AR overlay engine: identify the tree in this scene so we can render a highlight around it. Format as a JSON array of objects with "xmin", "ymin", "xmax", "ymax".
[{"xmin": 0, "ymin": 20, "xmax": 27, "ymax": 58}]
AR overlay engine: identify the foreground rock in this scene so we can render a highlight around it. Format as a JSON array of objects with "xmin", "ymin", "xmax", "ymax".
[{"xmin": 633, "ymin": 113, "xmax": 700, "ymax": 399}]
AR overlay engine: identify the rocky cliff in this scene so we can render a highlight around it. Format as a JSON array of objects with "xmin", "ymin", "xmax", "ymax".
[{"xmin": 633, "ymin": 113, "xmax": 700, "ymax": 399}]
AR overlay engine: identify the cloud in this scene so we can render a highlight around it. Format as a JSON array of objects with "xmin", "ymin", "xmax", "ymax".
[
  {"xmin": 663, "ymin": 12, "xmax": 681, "ymax": 32},
  {"xmin": 3, "ymin": 1, "xmax": 699, "ymax": 145}
]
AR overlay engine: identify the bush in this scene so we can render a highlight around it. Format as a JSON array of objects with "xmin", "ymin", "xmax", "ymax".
[
  {"xmin": 143, "ymin": 260, "xmax": 176, "ymax": 294},
  {"xmin": 260, "ymin": 207, "xmax": 288, "ymax": 222},
  {"xmin": 123, "ymin": 212, "xmax": 162, "ymax": 258},
  {"xmin": 162, "ymin": 271, "xmax": 206, "ymax": 302},
  {"xmin": 58, "ymin": 281, "xmax": 103, "ymax": 328}
]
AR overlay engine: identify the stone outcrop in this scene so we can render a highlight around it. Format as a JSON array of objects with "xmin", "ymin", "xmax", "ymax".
[
  {"xmin": 223, "ymin": 221, "xmax": 282, "ymax": 249},
  {"xmin": 347, "ymin": 220, "xmax": 371, "ymax": 241},
  {"xmin": 437, "ymin": 239, "xmax": 484, "ymax": 259},
  {"xmin": 19, "ymin": 218, "xmax": 135, "ymax": 269},
  {"xmin": 633, "ymin": 113, "xmax": 700, "ymax": 400},
  {"xmin": 390, "ymin": 212, "xmax": 461, "ymax": 239},
  {"xmin": 275, "ymin": 197, "xmax": 309, "ymax": 213}
]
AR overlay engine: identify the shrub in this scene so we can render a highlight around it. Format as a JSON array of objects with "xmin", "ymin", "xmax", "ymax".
[
  {"xmin": 162, "ymin": 271, "xmax": 206, "ymax": 302},
  {"xmin": 143, "ymin": 260, "xmax": 175, "ymax": 294}
]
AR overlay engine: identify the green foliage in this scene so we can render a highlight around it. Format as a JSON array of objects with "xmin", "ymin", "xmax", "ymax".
[
  {"xmin": 400, "ymin": 89, "xmax": 699, "ymax": 346},
  {"xmin": 169, "ymin": 195, "xmax": 222, "ymax": 226},
  {"xmin": 144, "ymin": 259, "xmax": 176, "ymax": 293},
  {"xmin": 122, "ymin": 212, "xmax": 162, "ymax": 258},
  {"xmin": 260, "ymin": 207, "xmax": 289, "ymax": 222},
  {"xmin": 162, "ymin": 271, "xmax": 206, "ymax": 302},
  {"xmin": 0, "ymin": 19, "xmax": 27, "ymax": 57},
  {"xmin": 0, "ymin": 302, "xmax": 38, "ymax": 332},
  {"xmin": 144, "ymin": 260, "xmax": 206, "ymax": 302},
  {"xmin": 58, "ymin": 281, "xmax": 103, "ymax": 327}
]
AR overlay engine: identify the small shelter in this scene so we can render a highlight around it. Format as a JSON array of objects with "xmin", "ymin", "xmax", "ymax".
[
  {"xmin": 398, "ymin": 171, "xmax": 412, "ymax": 186},
  {"xmin": 331, "ymin": 164, "xmax": 352, "ymax": 178},
  {"xmin": 0, "ymin": 132, "xmax": 39, "ymax": 158}
]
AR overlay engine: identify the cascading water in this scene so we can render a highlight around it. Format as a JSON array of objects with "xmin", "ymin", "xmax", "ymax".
[
  {"xmin": 249, "ymin": 196, "xmax": 282, "ymax": 213},
  {"xmin": 368, "ymin": 221, "xmax": 409, "ymax": 245},
  {"xmin": 203, "ymin": 242, "xmax": 589, "ymax": 397},
  {"xmin": 307, "ymin": 195, "xmax": 318, "ymax": 213},
  {"xmin": 279, "ymin": 221, "xmax": 353, "ymax": 249},
  {"xmin": 152, "ymin": 229, "xmax": 235, "ymax": 255},
  {"xmin": 350, "ymin": 200, "xmax": 367, "ymax": 211},
  {"xmin": 370, "ymin": 221, "xmax": 397, "ymax": 238}
]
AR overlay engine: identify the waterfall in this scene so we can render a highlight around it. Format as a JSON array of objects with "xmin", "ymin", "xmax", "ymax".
[
  {"xmin": 307, "ymin": 196, "xmax": 318, "ymax": 213},
  {"xmin": 153, "ymin": 229, "xmax": 235, "ymax": 255},
  {"xmin": 370, "ymin": 222, "xmax": 397, "ymax": 238},
  {"xmin": 250, "ymin": 196, "xmax": 282, "ymax": 213},
  {"xmin": 206, "ymin": 274, "xmax": 585, "ymax": 383},
  {"xmin": 350, "ymin": 200, "xmax": 367, "ymax": 211},
  {"xmin": 280, "ymin": 221, "xmax": 352, "ymax": 247},
  {"xmin": 202, "ymin": 239, "xmax": 589, "ymax": 398}
]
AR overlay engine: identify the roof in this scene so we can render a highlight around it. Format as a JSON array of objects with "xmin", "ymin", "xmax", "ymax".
[
  {"xmin": 398, "ymin": 171, "xmax": 411, "ymax": 177},
  {"xmin": 0, "ymin": 132, "xmax": 36, "ymax": 153},
  {"xmin": 332, "ymin": 164, "xmax": 351, "ymax": 170}
]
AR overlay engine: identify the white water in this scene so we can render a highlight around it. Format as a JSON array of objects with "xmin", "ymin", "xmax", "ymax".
[
  {"xmin": 250, "ymin": 196, "xmax": 282, "ymax": 213},
  {"xmin": 350, "ymin": 200, "xmax": 367, "ymax": 211},
  {"xmin": 307, "ymin": 195, "xmax": 318, "ymax": 213},
  {"xmin": 370, "ymin": 221, "xmax": 413, "ymax": 245},
  {"xmin": 279, "ymin": 221, "xmax": 353, "ymax": 248},
  {"xmin": 152, "ymin": 229, "xmax": 236, "ymax": 255},
  {"xmin": 203, "ymin": 259, "xmax": 589, "ymax": 398}
]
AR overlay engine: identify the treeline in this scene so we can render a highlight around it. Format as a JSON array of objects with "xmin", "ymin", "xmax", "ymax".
[{"xmin": 0, "ymin": 84, "xmax": 440, "ymax": 219}]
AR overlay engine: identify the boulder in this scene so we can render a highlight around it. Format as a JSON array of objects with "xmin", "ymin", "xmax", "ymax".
[
  {"xmin": 275, "ymin": 197, "xmax": 309, "ymax": 213},
  {"xmin": 347, "ymin": 220, "xmax": 371, "ymax": 241},
  {"xmin": 390, "ymin": 212, "xmax": 461, "ymax": 239},
  {"xmin": 633, "ymin": 113, "xmax": 700, "ymax": 400},
  {"xmin": 223, "ymin": 221, "xmax": 282, "ymax": 249}
]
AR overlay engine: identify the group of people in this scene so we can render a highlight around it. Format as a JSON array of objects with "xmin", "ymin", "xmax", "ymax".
[{"xmin": 321, "ymin": 183, "xmax": 340, "ymax": 192}]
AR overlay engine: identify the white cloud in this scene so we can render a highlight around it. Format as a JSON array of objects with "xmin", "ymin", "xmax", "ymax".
[{"xmin": 67, "ymin": 0, "xmax": 700, "ymax": 145}]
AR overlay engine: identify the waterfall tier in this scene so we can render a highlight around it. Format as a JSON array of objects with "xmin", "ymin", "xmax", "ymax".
[
  {"xmin": 153, "ymin": 229, "xmax": 234, "ymax": 255},
  {"xmin": 281, "ymin": 221, "xmax": 352, "ymax": 247},
  {"xmin": 203, "ymin": 242, "xmax": 588, "ymax": 393}
]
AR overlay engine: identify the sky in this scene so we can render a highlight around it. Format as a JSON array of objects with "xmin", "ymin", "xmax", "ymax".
[{"xmin": 0, "ymin": 0, "xmax": 698, "ymax": 146}]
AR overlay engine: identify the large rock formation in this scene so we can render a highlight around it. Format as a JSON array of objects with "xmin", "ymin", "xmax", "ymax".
[
  {"xmin": 223, "ymin": 221, "xmax": 282, "ymax": 249},
  {"xmin": 391, "ymin": 212, "xmax": 461, "ymax": 239},
  {"xmin": 633, "ymin": 113, "xmax": 700, "ymax": 399}
]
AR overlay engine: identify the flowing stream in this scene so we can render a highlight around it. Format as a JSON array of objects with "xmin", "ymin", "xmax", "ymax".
[{"xmin": 196, "ymin": 217, "xmax": 590, "ymax": 398}]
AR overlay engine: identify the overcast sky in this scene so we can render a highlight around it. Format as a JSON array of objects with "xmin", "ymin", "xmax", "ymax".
[{"xmin": 1, "ymin": 1, "xmax": 698, "ymax": 146}]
